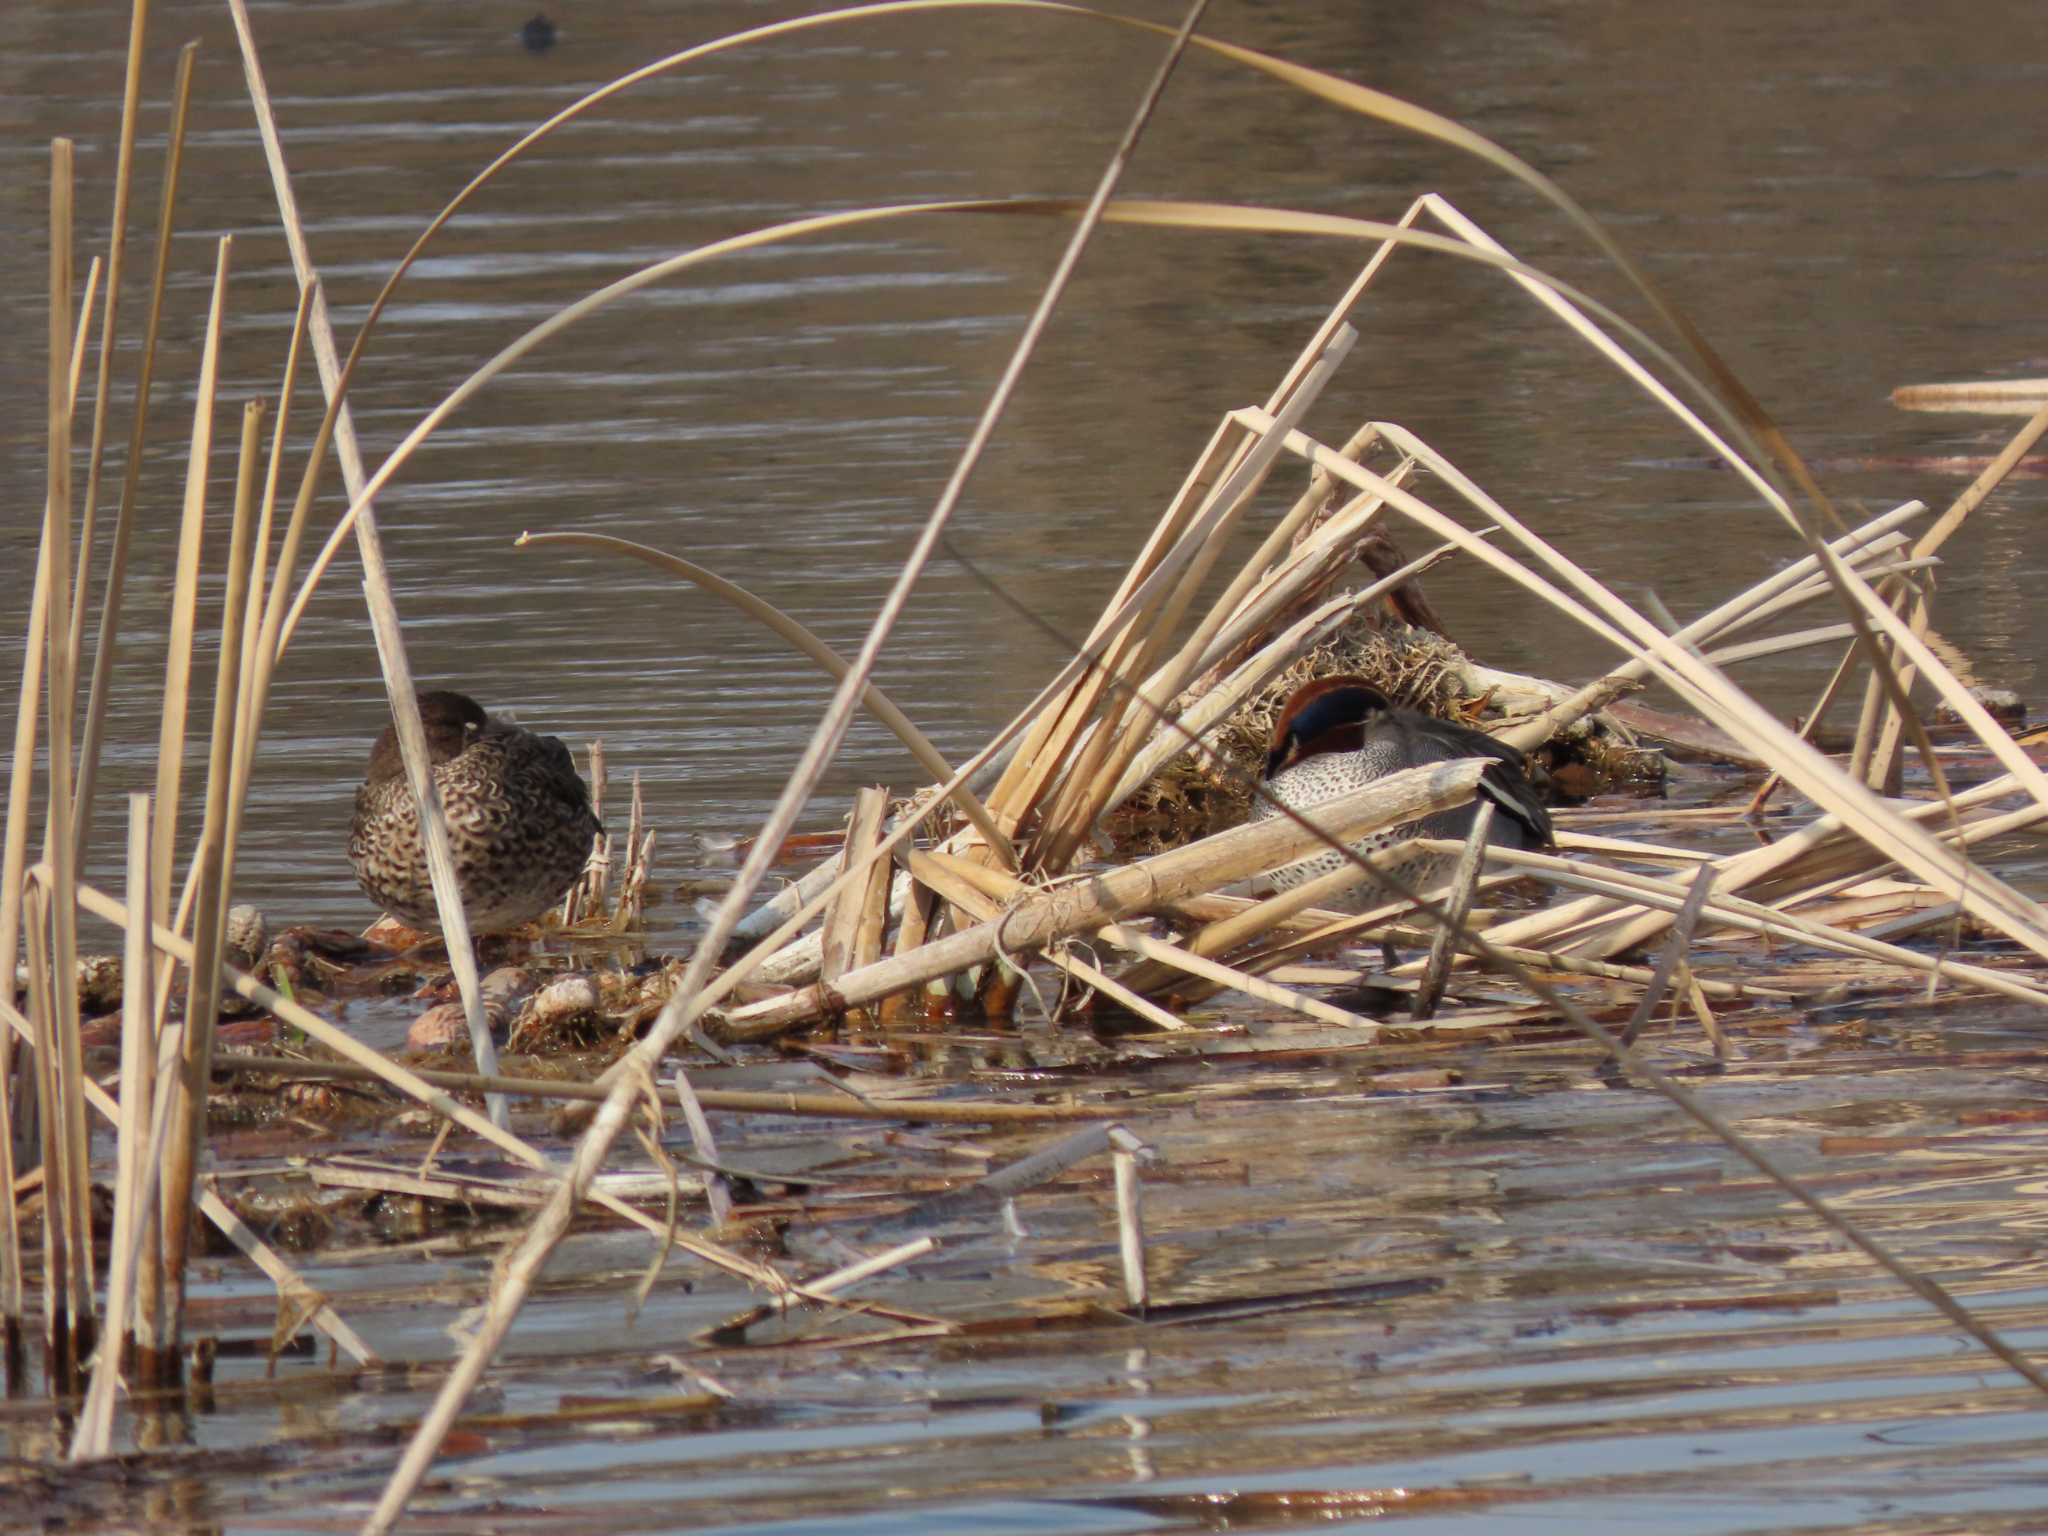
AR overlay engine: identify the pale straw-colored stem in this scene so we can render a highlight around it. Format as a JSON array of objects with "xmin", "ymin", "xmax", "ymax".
[
  {"xmin": 361, "ymin": 13, "xmax": 1217, "ymax": 1520},
  {"xmin": 73, "ymin": 42, "xmax": 194, "ymax": 865},
  {"xmin": 71, "ymin": 795, "xmax": 154, "ymax": 1459},
  {"xmin": 723, "ymin": 761, "xmax": 1485, "ymax": 1040},
  {"xmin": 228, "ymin": 0, "xmax": 505, "ymax": 1124},
  {"xmin": 66, "ymin": 0, "xmax": 151, "ymax": 682},
  {"xmin": 160, "ymin": 401, "xmax": 263, "ymax": 1339}
]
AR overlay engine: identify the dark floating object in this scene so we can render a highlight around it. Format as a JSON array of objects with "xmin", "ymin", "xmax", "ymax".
[
  {"xmin": 1253, "ymin": 675, "xmax": 1552, "ymax": 908},
  {"xmin": 349, "ymin": 690, "xmax": 599, "ymax": 933},
  {"xmin": 522, "ymin": 12, "xmax": 556, "ymax": 52}
]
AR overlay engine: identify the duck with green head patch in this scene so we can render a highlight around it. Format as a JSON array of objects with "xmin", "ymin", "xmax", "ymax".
[{"xmin": 1251, "ymin": 675, "xmax": 1551, "ymax": 909}]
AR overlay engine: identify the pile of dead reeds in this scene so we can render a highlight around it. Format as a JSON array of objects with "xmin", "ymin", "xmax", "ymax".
[{"xmin": 9, "ymin": 3, "xmax": 2048, "ymax": 1532}]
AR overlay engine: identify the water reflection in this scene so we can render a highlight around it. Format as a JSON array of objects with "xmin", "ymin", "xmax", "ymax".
[
  {"xmin": 5, "ymin": 0, "xmax": 2046, "ymax": 948},
  {"xmin": 9, "ymin": 5, "xmax": 2048, "ymax": 1528}
]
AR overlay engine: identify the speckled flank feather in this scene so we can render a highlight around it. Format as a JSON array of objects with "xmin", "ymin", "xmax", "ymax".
[
  {"xmin": 1250, "ymin": 677, "xmax": 1551, "ymax": 912},
  {"xmin": 349, "ymin": 691, "xmax": 600, "ymax": 933}
]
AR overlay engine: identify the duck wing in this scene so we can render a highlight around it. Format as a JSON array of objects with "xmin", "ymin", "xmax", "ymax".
[{"xmin": 1380, "ymin": 711, "xmax": 1553, "ymax": 849}]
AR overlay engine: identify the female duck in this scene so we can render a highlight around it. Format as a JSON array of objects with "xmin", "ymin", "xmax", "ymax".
[
  {"xmin": 349, "ymin": 690, "xmax": 600, "ymax": 933},
  {"xmin": 1252, "ymin": 675, "xmax": 1551, "ymax": 906}
]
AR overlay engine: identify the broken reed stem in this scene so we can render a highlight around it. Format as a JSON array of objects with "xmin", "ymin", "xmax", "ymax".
[
  {"xmin": 1111, "ymin": 1127, "xmax": 1148, "ymax": 1311},
  {"xmin": 149, "ymin": 236, "xmax": 229, "ymax": 944},
  {"xmin": 24, "ymin": 884, "xmax": 76, "ymax": 1385},
  {"xmin": 363, "ymin": 9, "xmax": 1218, "ymax": 1517},
  {"xmin": 67, "ymin": 0, "xmax": 151, "ymax": 684},
  {"xmin": 66, "ymin": 881, "xmax": 789, "ymax": 1291},
  {"xmin": 1618, "ymin": 863, "xmax": 1719, "ymax": 1048},
  {"xmin": 622, "ymin": 774, "xmax": 648, "ymax": 929},
  {"xmin": 851, "ymin": 795, "xmax": 892, "ymax": 974},
  {"xmin": 196, "ymin": 1182, "xmax": 377, "ymax": 1367},
  {"xmin": 235, "ymin": 279, "xmax": 314, "ymax": 777},
  {"xmin": 161, "ymin": 399, "xmax": 264, "ymax": 1342},
  {"xmin": 1846, "ymin": 581, "xmax": 1910, "ymax": 786},
  {"xmin": 74, "ymin": 40, "xmax": 195, "ymax": 866},
  {"xmin": 1479, "ymin": 942, "xmax": 1795, "ymax": 1002},
  {"xmin": 822, "ymin": 788, "xmax": 886, "ymax": 984},
  {"xmin": 212, "ymin": 1054, "xmax": 1112, "ymax": 1122},
  {"xmin": 71, "ymin": 794, "xmax": 154, "ymax": 1460},
  {"xmin": 722, "ymin": 760, "xmax": 1487, "ymax": 1040},
  {"xmin": 230, "ymin": 0, "xmax": 506, "ymax": 1128},
  {"xmin": 879, "ymin": 874, "xmax": 938, "ymax": 1025},
  {"xmin": 1035, "ymin": 335, "xmax": 1354, "ymax": 874},
  {"xmin": 565, "ymin": 739, "xmax": 607, "ymax": 924},
  {"xmin": 1412, "ymin": 800, "xmax": 1493, "ymax": 1020},
  {"xmin": 1472, "ymin": 843, "xmax": 2048, "ymax": 1006},
  {"xmin": 2, "ymin": 246, "xmax": 110, "ymax": 1368},
  {"xmin": 1865, "ymin": 399, "xmax": 2048, "ymax": 789},
  {"xmin": 43, "ymin": 137, "xmax": 96, "ymax": 1389}
]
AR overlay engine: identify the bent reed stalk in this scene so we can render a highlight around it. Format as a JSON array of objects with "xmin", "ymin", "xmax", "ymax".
[{"xmin": 6, "ymin": 5, "xmax": 2045, "ymax": 1523}]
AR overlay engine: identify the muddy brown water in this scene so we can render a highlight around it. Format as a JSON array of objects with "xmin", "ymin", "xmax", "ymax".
[{"xmin": 6, "ymin": 1, "xmax": 2048, "ymax": 1531}]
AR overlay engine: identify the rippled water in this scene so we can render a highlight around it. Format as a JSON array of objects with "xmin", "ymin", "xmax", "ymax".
[
  {"xmin": 5, "ymin": 0, "xmax": 2046, "ymax": 941},
  {"xmin": 7, "ymin": 2, "xmax": 2048, "ymax": 1531}
]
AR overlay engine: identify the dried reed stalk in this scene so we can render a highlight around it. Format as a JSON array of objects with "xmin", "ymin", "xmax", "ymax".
[
  {"xmin": 1112, "ymin": 1127, "xmax": 1149, "ymax": 1310},
  {"xmin": 40, "ymin": 138, "xmax": 95, "ymax": 1390},
  {"xmin": 66, "ymin": 0, "xmax": 151, "ymax": 685},
  {"xmin": 73, "ymin": 40, "xmax": 194, "ymax": 860},
  {"xmin": 1266, "ymin": 420, "xmax": 2048, "ymax": 962},
  {"xmin": 24, "ymin": 883, "xmax": 83, "ymax": 1384},
  {"xmin": 822, "ymin": 788, "xmax": 888, "ymax": 983},
  {"xmin": 518, "ymin": 532, "xmax": 1016, "ymax": 866},
  {"xmin": 1033, "ymin": 334, "xmax": 1354, "ymax": 873},
  {"xmin": 1617, "ymin": 865, "xmax": 1718, "ymax": 1049},
  {"xmin": 196, "ymin": 1183, "xmax": 376, "ymax": 1367},
  {"xmin": 621, "ymin": 774, "xmax": 649, "ymax": 930},
  {"xmin": 1864, "ymin": 400, "xmax": 2048, "ymax": 788},
  {"xmin": 1468, "ymin": 844, "xmax": 2048, "ymax": 1006},
  {"xmin": 3, "ymin": 249, "xmax": 114, "ymax": 1380},
  {"xmin": 362, "ymin": 10, "xmax": 1218, "ymax": 1516},
  {"xmin": 1412, "ymin": 802, "xmax": 1494, "ymax": 1021},
  {"xmin": 877, "ymin": 874, "xmax": 938, "ymax": 1025},
  {"xmin": 148, "ymin": 236, "xmax": 228, "ymax": 937},
  {"xmin": 229, "ymin": 0, "xmax": 505, "ymax": 1125},
  {"xmin": 237, "ymin": 282, "xmax": 312, "ymax": 736},
  {"xmin": 71, "ymin": 795, "xmax": 154, "ymax": 1459},
  {"xmin": 722, "ymin": 760, "xmax": 1486, "ymax": 1040},
  {"xmin": 901, "ymin": 849, "xmax": 1191, "ymax": 1032},
  {"xmin": 159, "ymin": 400, "xmax": 264, "ymax": 1342}
]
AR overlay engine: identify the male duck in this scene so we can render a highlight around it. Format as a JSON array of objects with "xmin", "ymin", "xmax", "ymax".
[{"xmin": 1251, "ymin": 675, "xmax": 1551, "ymax": 907}]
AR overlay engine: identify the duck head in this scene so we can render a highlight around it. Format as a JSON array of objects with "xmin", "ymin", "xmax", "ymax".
[
  {"xmin": 1263, "ymin": 675, "xmax": 1394, "ymax": 779},
  {"xmin": 365, "ymin": 690, "xmax": 489, "ymax": 787}
]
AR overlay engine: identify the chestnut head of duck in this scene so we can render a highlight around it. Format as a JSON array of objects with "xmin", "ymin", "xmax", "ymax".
[
  {"xmin": 1258, "ymin": 673, "xmax": 1553, "ymax": 855},
  {"xmin": 1263, "ymin": 676, "xmax": 1398, "ymax": 781}
]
